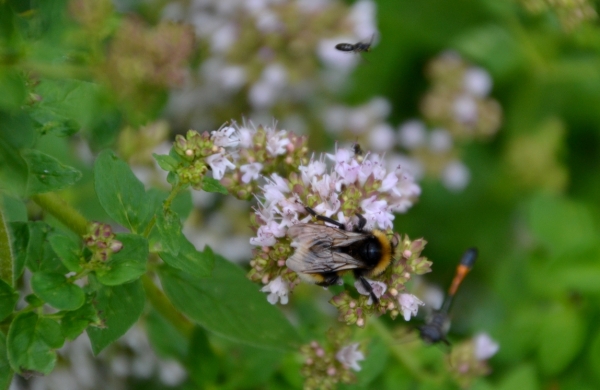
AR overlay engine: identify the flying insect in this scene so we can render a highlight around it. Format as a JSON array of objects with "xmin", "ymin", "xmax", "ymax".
[
  {"xmin": 286, "ymin": 205, "xmax": 398, "ymax": 304},
  {"xmin": 335, "ymin": 34, "xmax": 375, "ymax": 53},
  {"xmin": 418, "ymin": 247, "xmax": 478, "ymax": 345}
]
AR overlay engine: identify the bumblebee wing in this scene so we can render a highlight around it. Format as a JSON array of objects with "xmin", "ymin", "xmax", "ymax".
[{"xmin": 286, "ymin": 223, "xmax": 367, "ymax": 274}]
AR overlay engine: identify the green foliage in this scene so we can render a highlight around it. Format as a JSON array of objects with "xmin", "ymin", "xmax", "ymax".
[
  {"xmin": 30, "ymin": 272, "xmax": 85, "ymax": 311},
  {"xmin": 0, "ymin": 279, "xmax": 18, "ymax": 321},
  {"xmin": 94, "ymin": 233, "xmax": 148, "ymax": 285}
]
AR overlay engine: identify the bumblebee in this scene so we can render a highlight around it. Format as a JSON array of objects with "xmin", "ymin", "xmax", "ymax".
[
  {"xmin": 286, "ymin": 205, "xmax": 398, "ymax": 304},
  {"xmin": 419, "ymin": 248, "xmax": 478, "ymax": 344},
  {"xmin": 335, "ymin": 34, "xmax": 375, "ymax": 53}
]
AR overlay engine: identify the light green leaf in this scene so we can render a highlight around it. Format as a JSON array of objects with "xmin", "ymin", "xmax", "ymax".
[
  {"xmin": 201, "ymin": 177, "xmax": 228, "ymax": 195},
  {"xmin": 153, "ymin": 153, "xmax": 179, "ymax": 172},
  {"xmin": 48, "ymin": 234, "xmax": 82, "ymax": 273},
  {"xmin": 158, "ymin": 241, "xmax": 213, "ymax": 277},
  {"xmin": 86, "ymin": 279, "xmax": 145, "ymax": 355},
  {"xmin": 95, "ymin": 234, "xmax": 148, "ymax": 286},
  {"xmin": 158, "ymin": 256, "xmax": 300, "ymax": 351},
  {"xmin": 21, "ymin": 149, "xmax": 82, "ymax": 195},
  {"xmin": 31, "ymin": 272, "xmax": 85, "ymax": 311},
  {"xmin": 0, "ymin": 332, "xmax": 13, "ymax": 390},
  {"xmin": 7, "ymin": 312, "xmax": 64, "ymax": 375},
  {"xmin": 155, "ymin": 208, "xmax": 182, "ymax": 256},
  {"xmin": 94, "ymin": 150, "xmax": 152, "ymax": 233},
  {"xmin": 61, "ymin": 301, "xmax": 99, "ymax": 341}
]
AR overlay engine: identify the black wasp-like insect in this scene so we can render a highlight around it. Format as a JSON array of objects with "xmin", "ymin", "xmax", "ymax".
[
  {"xmin": 419, "ymin": 248, "xmax": 478, "ymax": 345},
  {"xmin": 335, "ymin": 34, "xmax": 375, "ymax": 54},
  {"xmin": 286, "ymin": 205, "xmax": 398, "ymax": 304}
]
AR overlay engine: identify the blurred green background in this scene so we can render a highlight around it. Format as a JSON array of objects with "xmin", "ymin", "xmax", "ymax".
[{"xmin": 2, "ymin": 0, "xmax": 600, "ymax": 388}]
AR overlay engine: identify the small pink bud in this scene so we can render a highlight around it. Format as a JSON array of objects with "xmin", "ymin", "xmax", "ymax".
[
  {"xmin": 185, "ymin": 149, "xmax": 193, "ymax": 157},
  {"xmin": 356, "ymin": 318, "xmax": 365, "ymax": 327},
  {"xmin": 261, "ymin": 275, "xmax": 269, "ymax": 284},
  {"xmin": 310, "ymin": 341, "xmax": 319, "ymax": 348},
  {"xmin": 277, "ymin": 260, "xmax": 285, "ymax": 267},
  {"xmin": 327, "ymin": 367, "xmax": 337, "ymax": 376},
  {"xmin": 403, "ymin": 250, "xmax": 412, "ymax": 258},
  {"xmin": 305, "ymin": 358, "xmax": 313, "ymax": 365},
  {"xmin": 389, "ymin": 288, "xmax": 398, "ymax": 296},
  {"xmin": 316, "ymin": 348, "xmax": 325, "ymax": 357},
  {"xmin": 349, "ymin": 301, "xmax": 356, "ymax": 308},
  {"xmin": 110, "ymin": 240, "xmax": 123, "ymax": 253}
]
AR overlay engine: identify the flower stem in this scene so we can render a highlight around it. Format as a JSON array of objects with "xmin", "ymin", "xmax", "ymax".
[
  {"xmin": 141, "ymin": 274, "xmax": 194, "ymax": 337},
  {"xmin": 31, "ymin": 193, "xmax": 88, "ymax": 237},
  {"xmin": 0, "ymin": 209, "xmax": 13, "ymax": 286}
]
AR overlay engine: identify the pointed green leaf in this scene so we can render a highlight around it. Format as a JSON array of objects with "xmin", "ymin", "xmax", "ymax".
[
  {"xmin": 201, "ymin": 177, "xmax": 228, "ymax": 195},
  {"xmin": 21, "ymin": 149, "xmax": 82, "ymax": 195},
  {"xmin": 86, "ymin": 279, "xmax": 145, "ymax": 355},
  {"xmin": 159, "ymin": 241, "xmax": 214, "ymax": 277},
  {"xmin": 48, "ymin": 234, "xmax": 82, "ymax": 273},
  {"xmin": 8, "ymin": 222, "xmax": 28, "ymax": 283},
  {"xmin": 95, "ymin": 234, "xmax": 148, "ymax": 286},
  {"xmin": 25, "ymin": 222, "xmax": 67, "ymax": 274},
  {"xmin": 31, "ymin": 272, "xmax": 85, "ymax": 311},
  {"xmin": 94, "ymin": 150, "xmax": 152, "ymax": 233},
  {"xmin": 153, "ymin": 153, "xmax": 179, "ymax": 172},
  {"xmin": 0, "ymin": 331, "xmax": 12, "ymax": 390},
  {"xmin": 7, "ymin": 312, "xmax": 64, "ymax": 375},
  {"xmin": 0, "ymin": 279, "xmax": 18, "ymax": 321},
  {"xmin": 158, "ymin": 256, "xmax": 300, "ymax": 351},
  {"xmin": 155, "ymin": 208, "xmax": 182, "ymax": 256}
]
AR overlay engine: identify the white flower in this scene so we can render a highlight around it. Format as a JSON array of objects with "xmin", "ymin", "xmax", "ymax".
[
  {"xmin": 265, "ymin": 129, "xmax": 290, "ymax": 156},
  {"xmin": 249, "ymin": 225, "xmax": 277, "ymax": 247},
  {"xmin": 442, "ymin": 160, "xmax": 470, "ymax": 191},
  {"xmin": 313, "ymin": 193, "xmax": 341, "ymax": 218},
  {"xmin": 368, "ymin": 123, "xmax": 396, "ymax": 152},
  {"xmin": 206, "ymin": 153, "xmax": 235, "ymax": 180},
  {"xmin": 463, "ymin": 67, "xmax": 492, "ymax": 97},
  {"xmin": 240, "ymin": 162, "xmax": 263, "ymax": 183},
  {"xmin": 260, "ymin": 276, "xmax": 290, "ymax": 305},
  {"xmin": 335, "ymin": 343, "xmax": 365, "ymax": 372},
  {"xmin": 397, "ymin": 293, "xmax": 424, "ymax": 321},
  {"xmin": 360, "ymin": 195, "xmax": 394, "ymax": 230},
  {"xmin": 429, "ymin": 128, "xmax": 453, "ymax": 152},
  {"xmin": 354, "ymin": 278, "xmax": 387, "ymax": 305},
  {"xmin": 453, "ymin": 95, "xmax": 478, "ymax": 124},
  {"xmin": 473, "ymin": 333, "xmax": 499, "ymax": 361},
  {"xmin": 238, "ymin": 125, "xmax": 256, "ymax": 148},
  {"xmin": 398, "ymin": 120, "xmax": 426, "ymax": 149},
  {"xmin": 212, "ymin": 126, "xmax": 239, "ymax": 148}
]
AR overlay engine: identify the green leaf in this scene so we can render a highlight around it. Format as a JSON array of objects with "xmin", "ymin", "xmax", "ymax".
[
  {"xmin": 8, "ymin": 222, "xmax": 28, "ymax": 283},
  {"xmin": 588, "ymin": 328, "xmax": 600, "ymax": 383},
  {"xmin": 159, "ymin": 241, "xmax": 214, "ymax": 278},
  {"xmin": 48, "ymin": 234, "xmax": 82, "ymax": 272},
  {"xmin": 156, "ymin": 208, "xmax": 182, "ymax": 256},
  {"xmin": 146, "ymin": 310, "xmax": 188, "ymax": 360},
  {"xmin": 496, "ymin": 364, "xmax": 539, "ymax": 390},
  {"xmin": 0, "ymin": 209, "xmax": 12, "ymax": 287},
  {"xmin": 187, "ymin": 328, "xmax": 219, "ymax": 387},
  {"xmin": 0, "ymin": 332, "xmax": 13, "ymax": 390},
  {"xmin": 153, "ymin": 153, "xmax": 179, "ymax": 172},
  {"xmin": 527, "ymin": 195, "xmax": 595, "ymax": 255},
  {"xmin": 21, "ymin": 149, "xmax": 82, "ymax": 195},
  {"xmin": 0, "ymin": 69, "xmax": 26, "ymax": 111},
  {"xmin": 95, "ymin": 234, "xmax": 148, "ymax": 286},
  {"xmin": 537, "ymin": 304, "xmax": 585, "ymax": 376},
  {"xmin": 1, "ymin": 194, "xmax": 27, "ymax": 222},
  {"xmin": 94, "ymin": 150, "xmax": 152, "ymax": 233},
  {"xmin": 201, "ymin": 177, "xmax": 228, "ymax": 195},
  {"xmin": 7, "ymin": 312, "xmax": 64, "ymax": 375},
  {"xmin": 61, "ymin": 300, "xmax": 99, "ymax": 341},
  {"xmin": 0, "ymin": 279, "xmax": 18, "ymax": 321},
  {"xmin": 86, "ymin": 279, "xmax": 145, "ymax": 355},
  {"xmin": 25, "ymin": 222, "xmax": 67, "ymax": 274},
  {"xmin": 31, "ymin": 272, "xmax": 85, "ymax": 311},
  {"xmin": 158, "ymin": 256, "xmax": 300, "ymax": 351}
]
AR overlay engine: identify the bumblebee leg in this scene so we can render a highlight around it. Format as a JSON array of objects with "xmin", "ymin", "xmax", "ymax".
[
  {"xmin": 356, "ymin": 273, "xmax": 379, "ymax": 304},
  {"xmin": 355, "ymin": 213, "xmax": 367, "ymax": 231},
  {"xmin": 315, "ymin": 272, "xmax": 340, "ymax": 287},
  {"xmin": 304, "ymin": 206, "xmax": 346, "ymax": 230}
]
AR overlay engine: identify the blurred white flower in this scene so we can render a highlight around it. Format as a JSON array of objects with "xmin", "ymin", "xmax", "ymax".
[
  {"xmin": 442, "ymin": 160, "xmax": 470, "ymax": 191},
  {"xmin": 463, "ymin": 67, "xmax": 492, "ymax": 97},
  {"xmin": 398, "ymin": 293, "xmax": 424, "ymax": 321},
  {"xmin": 335, "ymin": 343, "xmax": 365, "ymax": 371},
  {"xmin": 473, "ymin": 333, "xmax": 500, "ymax": 361},
  {"xmin": 368, "ymin": 123, "xmax": 396, "ymax": 152},
  {"xmin": 429, "ymin": 128, "xmax": 453, "ymax": 152},
  {"xmin": 398, "ymin": 120, "xmax": 427, "ymax": 149},
  {"xmin": 453, "ymin": 94, "xmax": 478, "ymax": 124},
  {"xmin": 261, "ymin": 276, "xmax": 290, "ymax": 304}
]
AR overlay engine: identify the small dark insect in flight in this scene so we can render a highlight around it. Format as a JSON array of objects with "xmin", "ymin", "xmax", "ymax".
[
  {"xmin": 352, "ymin": 142, "xmax": 363, "ymax": 156},
  {"xmin": 418, "ymin": 248, "xmax": 478, "ymax": 345},
  {"xmin": 335, "ymin": 34, "xmax": 375, "ymax": 53},
  {"xmin": 286, "ymin": 205, "xmax": 398, "ymax": 304}
]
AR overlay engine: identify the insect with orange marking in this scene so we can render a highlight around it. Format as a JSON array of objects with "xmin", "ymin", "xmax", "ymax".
[{"xmin": 419, "ymin": 248, "xmax": 478, "ymax": 345}]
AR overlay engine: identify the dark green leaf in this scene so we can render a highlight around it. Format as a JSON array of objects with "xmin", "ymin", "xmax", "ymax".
[
  {"xmin": 146, "ymin": 310, "xmax": 188, "ymax": 360},
  {"xmin": 86, "ymin": 279, "xmax": 145, "ymax": 355},
  {"xmin": 0, "ymin": 332, "xmax": 13, "ymax": 390},
  {"xmin": 187, "ymin": 327, "xmax": 219, "ymax": 387},
  {"xmin": 61, "ymin": 301, "xmax": 99, "ymax": 341},
  {"xmin": 95, "ymin": 234, "xmax": 148, "ymax": 286},
  {"xmin": 0, "ymin": 70, "xmax": 26, "ymax": 111},
  {"xmin": 537, "ymin": 304, "xmax": 584, "ymax": 375},
  {"xmin": 159, "ymin": 241, "xmax": 214, "ymax": 278},
  {"xmin": 153, "ymin": 153, "xmax": 179, "ymax": 172},
  {"xmin": 156, "ymin": 208, "xmax": 182, "ymax": 256},
  {"xmin": 48, "ymin": 234, "xmax": 82, "ymax": 272},
  {"xmin": 8, "ymin": 222, "xmax": 28, "ymax": 282},
  {"xmin": 496, "ymin": 364, "xmax": 539, "ymax": 390},
  {"xmin": 30, "ymin": 106, "xmax": 79, "ymax": 137},
  {"xmin": 7, "ymin": 312, "xmax": 64, "ymax": 375},
  {"xmin": 1, "ymin": 194, "xmax": 26, "ymax": 222},
  {"xmin": 158, "ymin": 256, "xmax": 300, "ymax": 351},
  {"xmin": 0, "ymin": 279, "xmax": 18, "ymax": 321},
  {"xmin": 31, "ymin": 272, "xmax": 85, "ymax": 311},
  {"xmin": 589, "ymin": 329, "xmax": 600, "ymax": 383},
  {"xmin": 25, "ymin": 222, "xmax": 67, "ymax": 274},
  {"xmin": 94, "ymin": 150, "xmax": 152, "ymax": 233},
  {"xmin": 201, "ymin": 177, "xmax": 228, "ymax": 195},
  {"xmin": 21, "ymin": 149, "xmax": 82, "ymax": 195}
]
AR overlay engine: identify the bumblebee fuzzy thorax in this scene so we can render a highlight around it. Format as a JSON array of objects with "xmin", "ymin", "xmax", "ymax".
[{"xmin": 367, "ymin": 229, "xmax": 394, "ymax": 277}]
